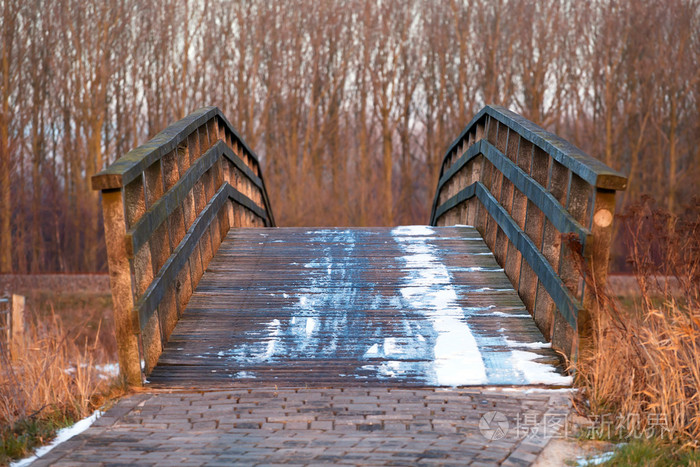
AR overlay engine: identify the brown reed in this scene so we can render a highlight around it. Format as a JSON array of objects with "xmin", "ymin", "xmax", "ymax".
[
  {"xmin": 0, "ymin": 303, "xmax": 121, "ymax": 462},
  {"xmin": 574, "ymin": 196, "xmax": 700, "ymax": 447}
]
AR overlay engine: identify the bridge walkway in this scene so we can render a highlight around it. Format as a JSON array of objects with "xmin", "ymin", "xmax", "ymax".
[
  {"xmin": 149, "ymin": 226, "xmax": 568, "ymax": 389},
  {"xmin": 32, "ymin": 226, "xmax": 573, "ymax": 467}
]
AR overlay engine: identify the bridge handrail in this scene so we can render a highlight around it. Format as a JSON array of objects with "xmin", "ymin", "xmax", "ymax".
[
  {"xmin": 93, "ymin": 107, "xmax": 275, "ymax": 385},
  {"xmin": 430, "ymin": 106, "xmax": 627, "ymax": 359},
  {"xmin": 439, "ymin": 106, "xmax": 627, "ymax": 191},
  {"xmin": 92, "ymin": 106, "xmax": 275, "ymax": 223}
]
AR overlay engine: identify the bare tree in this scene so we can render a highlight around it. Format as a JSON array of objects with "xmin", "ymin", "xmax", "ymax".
[
  {"xmin": 1, "ymin": 0, "xmax": 698, "ymax": 272},
  {"xmin": 0, "ymin": 0, "xmax": 24, "ymax": 273}
]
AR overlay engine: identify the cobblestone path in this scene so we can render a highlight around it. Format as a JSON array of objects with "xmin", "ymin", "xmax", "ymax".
[
  {"xmin": 34, "ymin": 387, "xmax": 570, "ymax": 466},
  {"xmin": 32, "ymin": 227, "xmax": 575, "ymax": 465}
]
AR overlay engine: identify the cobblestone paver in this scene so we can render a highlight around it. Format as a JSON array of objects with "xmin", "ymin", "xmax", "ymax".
[{"xmin": 34, "ymin": 387, "xmax": 571, "ymax": 466}]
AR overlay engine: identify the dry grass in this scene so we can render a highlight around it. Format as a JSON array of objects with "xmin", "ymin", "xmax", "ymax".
[
  {"xmin": 0, "ymin": 291, "xmax": 121, "ymax": 464},
  {"xmin": 574, "ymin": 196, "xmax": 700, "ymax": 448}
]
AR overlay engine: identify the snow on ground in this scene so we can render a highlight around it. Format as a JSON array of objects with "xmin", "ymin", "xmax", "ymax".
[
  {"xmin": 576, "ymin": 451, "xmax": 616, "ymax": 466},
  {"xmin": 63, "ymin": 363, "xmax": 119, "ymax": 381},
  {"xmin": 95, "ymin": 363, "xmax": 119, "ymax": 380},
  {"xmin": 504, "ymin": 337, "xmax": 552, "ymax": 349},
  {"xmin": 510, "ymin": 349, "xmax": 572, "ymax": 385},
  {"xmin": 11, "ymin": 411, "xmax": 102, "ymax": 467},
  {"xmin": 488, "ymin": 311, "xmax": 532, "ymax": 318}
]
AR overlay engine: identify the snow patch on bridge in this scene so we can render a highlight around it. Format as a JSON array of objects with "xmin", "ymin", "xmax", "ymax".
[{"xmin": 393, "ymin": 225, "xmax": 488, "ymax": 386}]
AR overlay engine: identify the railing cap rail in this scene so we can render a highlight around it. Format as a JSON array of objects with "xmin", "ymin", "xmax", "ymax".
[
  {"xmin": 91, "ymin": 106, "xmax": 262, "ymax": 191},
  {"xmin": 443, "ymin": 105, "xmax": 628, "ymax": 191}
]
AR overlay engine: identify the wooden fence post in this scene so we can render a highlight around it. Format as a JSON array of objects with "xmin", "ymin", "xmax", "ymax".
[
  {"xmin": 101, "ymin": 188, "xmax": 143, "ymax": 386},
  {"xmin": 10, "ymin": 294, "xmax": 25, "ymax": 360},
  {"xmin": 580, "ymin": 188, "xmax": 617, "ymax": 342}
]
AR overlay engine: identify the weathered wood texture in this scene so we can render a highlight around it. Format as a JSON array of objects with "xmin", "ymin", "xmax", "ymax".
[
  {"xmin": 92, "ymin": 107, "xmax": 275, "ymax": 385},
  {"xmin": 148, "ymin": 227, "xmax": 566, "ymax": 389},
  {"xmin": 0, "ymin": 294, "xmax": 25, "ymax": 360},
  {"xmin": 430, "ymin": 106, "xmax": 627, "ymax": 360},
  {"xmin": 0, "ymin": 296, "xmax": 9, "ymax": 351}
]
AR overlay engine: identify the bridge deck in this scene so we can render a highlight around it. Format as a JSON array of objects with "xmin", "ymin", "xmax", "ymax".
[{"xmin": 149, "ymin": 226, "xmax": 569, "ymax": 388}]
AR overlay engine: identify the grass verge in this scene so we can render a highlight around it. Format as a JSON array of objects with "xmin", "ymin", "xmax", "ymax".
[{"xmin": 604, "ymin": 439, "xmax": 700, "ymax": 466}]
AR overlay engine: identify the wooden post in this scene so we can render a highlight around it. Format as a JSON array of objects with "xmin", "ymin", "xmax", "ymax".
[
  {"xmin": 100, "ymin": 188, "xmax": 142, "ymax": 386},
  {"xmin": 580, "ymin": 188, "xmax": 616, "ymax": 341},
  {"xmin": 1, "ymin": 297, "xmax": 8, "ymax": 351},
  {"xmin": 9, "ymin": 294, "xmax": 24, "ymax": 360}
]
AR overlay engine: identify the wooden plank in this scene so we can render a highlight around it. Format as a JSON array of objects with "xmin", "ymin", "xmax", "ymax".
[
  {"xmin": 433, "ymin": 184, "xmax": 475, "ymax": 222},
  {"xmin": 134, "ymin": 184, "xmax": 230, "ymax": 330},
  {"xmin": 141, "ymin": 306, "xmax": 162, "ymax": 375},
  {"xmin": 10, "ymin": 294, "xmax": 24, "ymax": 360},
  {"xmin": 92, "ymin": 107, "xmax": 217, "ymax": 190},
  {"xmin": 93, "ymin": 108, "xmax": 260, "ymax": 190},
  {"xmin": 578, "ymin": 188, "xmax": 617, "ymax": 346},
  {"xmin": 504, "ymin": 136, "xmax": 528, "ymax": 290},
  {"xmin": 225, "ymin": 184, "xmax": 269, "ymax": 224},
  {"xmin": 481, "ymin": 141, "xmax": 590, "ymax": 245}
]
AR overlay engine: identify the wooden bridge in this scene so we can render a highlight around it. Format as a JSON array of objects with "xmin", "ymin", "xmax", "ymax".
[
  {"xmin": 37, "ymin": 106, "xmax": 627, "ymax": 466},
  {"xmin": 91, "ymin": 105, "xmax": 625, "ymax": 389}
]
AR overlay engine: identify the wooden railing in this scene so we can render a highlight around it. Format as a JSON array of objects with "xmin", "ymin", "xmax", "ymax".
[
  {"xmin": 430, "ymin": 106, "xmax": 627, "ymax": 360},
  {"xmin": 92, "ymin": 107, "xmax": 275, "ymax": 386}
]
